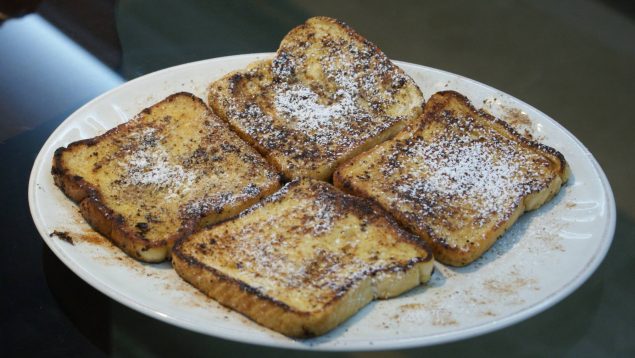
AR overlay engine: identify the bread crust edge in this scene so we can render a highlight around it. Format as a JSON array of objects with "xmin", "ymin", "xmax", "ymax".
[{"xmin": 172, "ymin": 236, "xmax": 433, "ymax": 337}]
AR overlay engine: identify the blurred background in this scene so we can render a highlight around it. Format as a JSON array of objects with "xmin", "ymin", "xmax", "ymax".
[{"xmin": 1, "ymin": 0, "xmax": 634, "ymax": 356}]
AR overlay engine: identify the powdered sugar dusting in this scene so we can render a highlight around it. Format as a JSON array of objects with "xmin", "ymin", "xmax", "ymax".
[
  {"xmin": 183, "ymin": 192, "xmax": 233, "ymax": 218},
  {"xmin": 379, "ymin": 114, "xmax": 556, "ymax": 242},
  {"xmin": 270, "ymin": 48, "xmax": 400, "ymax": 148},
  {"xmin": 119, "ymin": 128, "xmax": 195, "ymax": 200},
  {"xmin": 395, "ymin": 135, "xmax": 540, "ymax": 223},
  {"xmin": 86, "ymin": 103, "xmax": 280, "ymax": 243},
  {"xmin": 274, "ymin": 83, "xmax": 355, "ymax": 134},
  {"xmin": 216, "ymin": 20, "xmax": 422, "ymax": 172},
  {"xmin": 183, "ymin": 184, "xmax": 261, "ymax": 218},
  {"xmin": 311, "ymin": 203, "xmax": 335, "ymax": 236},
  {"xmin": 188, "ymin": 181, "xmax": 427, "ymax": 310}
]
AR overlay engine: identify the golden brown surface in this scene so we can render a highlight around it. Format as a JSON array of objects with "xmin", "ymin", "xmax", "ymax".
[
  {"xmin": 334, "ymin": 91, "xmax": 570, "ymax": 266},
  {"xmin": 172, "ymin": 179, "xmax": 433, "ymax": 337},
  {"xmin": 52, "ymin": 93, "xmax": 281, "ymax": 262},
  {"xmin": 208, "ymin": 16, "xmax": 424, "ymax": 180}
]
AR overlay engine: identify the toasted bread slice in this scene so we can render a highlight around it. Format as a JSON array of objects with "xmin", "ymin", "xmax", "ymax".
[
  {"xmin": 334, "ymin": 91, "xmax": 570, "ymax": 266},
  {"xmin": 172, "ymin": 179, "xmax": 433, "ymax": 337},
  {"xmin": 208, "ymin": 16, "xmax": 424, "ymax": 180},
  {"xmin": 52, "ymin": 93, "xmax": 281, "ymax": 262}
]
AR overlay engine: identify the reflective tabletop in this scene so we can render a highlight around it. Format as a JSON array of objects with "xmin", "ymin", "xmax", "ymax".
[{"xmin": 2, "ymin": 0, "xmax": 634, "ymax": 356}]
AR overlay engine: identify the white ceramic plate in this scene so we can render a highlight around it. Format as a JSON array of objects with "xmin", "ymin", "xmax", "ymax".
[{"xmin": 28, "ymin": 53, "xmax": 615, "ymax": 351}]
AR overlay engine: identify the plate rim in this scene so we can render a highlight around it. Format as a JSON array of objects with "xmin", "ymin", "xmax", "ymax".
[{"xmin": 28, "ymin": 53, "xmax": 617, "ymax": 351}]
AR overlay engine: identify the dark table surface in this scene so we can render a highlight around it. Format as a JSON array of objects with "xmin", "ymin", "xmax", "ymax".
[{"xmin": 2, "ymin": 0, "xmax": 634, "ymax": 356}]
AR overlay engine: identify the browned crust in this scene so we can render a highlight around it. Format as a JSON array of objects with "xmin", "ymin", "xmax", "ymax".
[
  {"xmin": 419, "ymin": 92, "xmax": 569, "ymax": 264},
  {"xmin": 277, "ymin": 181, "xmax": 433, "ymax": 256},
  {"xmin": 172, "ymin": 240, "xmax": 427, "ymax": 317},
  {"xmin": 282, "ymin": 16, "xmax": 426, "ymax": 176},
  {"xmin": 333, "ymin": 171, "xmax": 446, "ymax": 260},
  {"xmin": 51, "ymin": 92, "xmax": 278, "ymax": 262},
  {"xmin": 335, "ymin": 163, "xmax": 520, "ymax": 266},
  {"xmin": 304, "ymin": 17, "xmax": 416, "ymax": 84},
  {"xmin": 50, "ymin": 95, "xmax": 196, "ymax": 261},
  {"xmin": 173, "ymin": 246, "xmax": 376, "ymax": 337},
  {"xmin": 52, "ymin": 146, "xmax": 184, "ymax": 258},
  {"xmin": 208, "ymin": 62, "xmax": 277, "ymax": 173},
  {"xmin": 209, "ymin": 72, "xmax": 415, "ymax": 182},
  {"xmin": 173, "ymin": 250, "xmax": 429, "ymax": 337},
  {"xmin": 207, "ymin": 63, "xmax": 291, "ymax": 179},
  {"xmin": 285, "ymin": 17, "xmax": 396, "ymax": 75},
  {"xmin": 208, "ymin": 17, "xmax": 424, "ymax": 181},
  {"xmin": 311, "ymin": 181, "xmax": 433, "ymax": 257},
  {"xmin": 177, "ymin": 180, "xmax": 432, "ymax": 263},
  {"xmin": 293, "ymin": 17, "xmax": 425, "ymax": 111},
  {"xmin": 171, "ymin": 180, "xmax": 432, "ymax": 336},
  {"xmin": 334, "ymin": 90, "xmax": 569, "ymax": 266}
]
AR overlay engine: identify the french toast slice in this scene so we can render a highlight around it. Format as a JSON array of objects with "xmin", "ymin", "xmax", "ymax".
[
  {"xmin": 334, "ymin": 91, "xmax": 570, "ymax": 266},
  {"xmin": 52, "ymin": 93, "xmax": 281, "ymax": 262},
  {"xmin": 172, "ymin": 179, "xmax": 433, "ymax": 337},
  {"xmin": 208, "ymin": 16, "xmax": 424, "ymax": 180}
]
